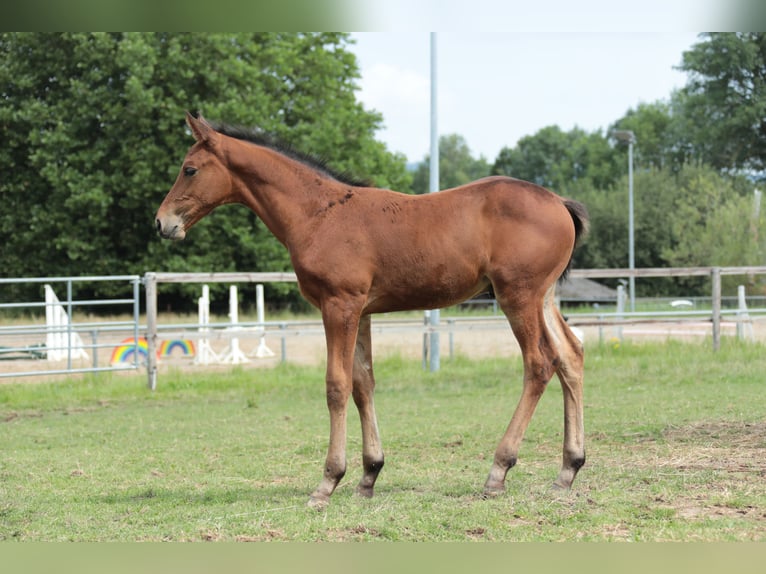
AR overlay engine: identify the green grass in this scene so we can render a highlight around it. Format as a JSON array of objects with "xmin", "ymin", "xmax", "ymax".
[{"xmin": 1, "ymin": 340, "xmax": 765, "ymax": 541}]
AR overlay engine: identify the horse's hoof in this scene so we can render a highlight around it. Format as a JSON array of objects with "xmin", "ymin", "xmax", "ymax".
[
  {"xmin": 482, "ymin": 485, "xmax": 505, "ymax": 499},
  {"xmin": 307, "ymin": 495, "xmax": 329, "ymax": 510},
  {"xmin": 355, "ymin": 485, "xmax": 374, "ymax": 499}
]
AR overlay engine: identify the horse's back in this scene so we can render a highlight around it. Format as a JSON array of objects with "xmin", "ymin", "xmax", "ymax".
[
  {"xmin": 432, "ymin": 176, "xmax": 578, "ymax": 243},
  {"xmin": 355, "ymin": 176, "xmax": 577, "ymax": 267}
]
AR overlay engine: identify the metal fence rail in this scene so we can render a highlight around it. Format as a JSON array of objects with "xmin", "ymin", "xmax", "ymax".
[
  {"xmin": 142, "ymin": 267, "xmax": 766, "ymax": 388},
  {"xmin": 4, "ymin": 266, "xmax": 766, "ymax": 385},
  {"xmin": 0, "ymin": 275, "xmax": 142, "ymax": 379}
]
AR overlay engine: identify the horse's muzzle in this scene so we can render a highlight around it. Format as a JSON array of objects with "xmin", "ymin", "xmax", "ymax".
[{"xmin": 155, "ymin": 216, "xmax": 186, "ymax": 240}]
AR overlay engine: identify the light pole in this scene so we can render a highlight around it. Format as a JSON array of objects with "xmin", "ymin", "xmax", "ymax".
[
  {"xmin": 428, "ymin": 32, "xmax": 440, "ymax": 372},
  {"xmin": 612, "ymin": 130, "xmax": 636, "ymax": 312}
]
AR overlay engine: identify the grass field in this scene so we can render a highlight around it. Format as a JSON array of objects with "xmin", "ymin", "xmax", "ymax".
[{"xmin": 1, "ymin": 339, "xmax": 765, "ymax": 541}]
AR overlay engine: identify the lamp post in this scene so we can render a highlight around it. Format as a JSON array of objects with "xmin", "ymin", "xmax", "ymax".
[
  {"xmin": 612, "ymin": 129, "xmax": 636, "ymax": 312},
  {"xmin": 428, "ymin": 32, "xmax": 440, "ymax": 372}
]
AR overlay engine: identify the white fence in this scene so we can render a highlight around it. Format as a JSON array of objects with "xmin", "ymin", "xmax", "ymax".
[
  {"xmin": 3, "ymin": 267, "xmax": 766, "ymax": 385},
  {"xmin": 0, "ymin": 276, "xmax": 142, "ymax": 378},
  {"xmin": 142, "ymin": 266, "xmax": 766, "ymax": 389},
  {"xmin": 567, "ymin": 266, "xmax": 766, "ymax": 350}
]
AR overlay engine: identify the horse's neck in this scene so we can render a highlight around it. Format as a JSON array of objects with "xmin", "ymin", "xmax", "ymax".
[{"xmin": 225, "ymin": 140, "xmax": 342, "ymax": 246}]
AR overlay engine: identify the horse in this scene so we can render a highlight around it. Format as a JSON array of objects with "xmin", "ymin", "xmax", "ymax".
[{"xmin": 155, "ymin": 112, "xmax": 589, "ymax": 509}]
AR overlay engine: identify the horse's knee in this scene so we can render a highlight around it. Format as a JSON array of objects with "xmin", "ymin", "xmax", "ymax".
[
  {"xmin": 351, "ymin": 371, "xmax": 374, "ymax": 404},
  {"xmin": 325, "ymin": 382, "xmax": 351, "ymax": 410}
]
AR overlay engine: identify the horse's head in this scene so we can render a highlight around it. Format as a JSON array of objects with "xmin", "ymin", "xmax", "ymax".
[{"xmin": 155, "ymin": 112, "xmax": 234, "ymax": 240}]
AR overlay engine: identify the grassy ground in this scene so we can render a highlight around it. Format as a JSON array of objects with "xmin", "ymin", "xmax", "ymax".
[{"xmin": 1, "ymin": 339, "xmax": 765, "ymax": 541}]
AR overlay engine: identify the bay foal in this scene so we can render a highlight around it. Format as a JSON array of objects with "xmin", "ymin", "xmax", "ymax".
[{"xmin": 155, "ymin": 113, "xmax": 589, "ymax": 508}]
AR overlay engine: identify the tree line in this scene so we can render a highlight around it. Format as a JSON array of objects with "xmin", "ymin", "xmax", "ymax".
[
  {"xmin": 0, "ymin": 33, "xmax": 410, "ymax": 308},
  {"xmin": 2, "ymin": 32, "xmax": 764, "ymax": 309}
]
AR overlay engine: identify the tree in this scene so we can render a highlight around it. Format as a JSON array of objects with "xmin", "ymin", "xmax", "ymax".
[
  {"xmin": 0, "ymin": 33, "xmax": 411, "ymax": 307},
  {"xmin": 572, "ymin": 168, "xmax": 677, "ymax": 279},
  {"xmin": 662, "ymin": 166, "xmax": 758, "ymax": 259},
  {"xmin": 491, "ymin": 125, "xmax": 621, "ymax": 195},
  {"xmin": 678, "ymin": 32, "xmax": 766, "ymax": 174},
  {"xmin": 610, "ymin": 100, "xmax": 693, "ymax": 173},
  {"xmin": 410, "ymin": 134, "xmax": 490, "ymax": 194},
  {"xmin": 569, "ymin": 164, "xmax": 763, "ymax": 296}
]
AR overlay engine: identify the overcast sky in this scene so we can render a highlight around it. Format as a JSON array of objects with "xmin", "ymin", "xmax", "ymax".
[{"xmin": 350, "ymin": 31, "xmax": 702, "ymax": 163}]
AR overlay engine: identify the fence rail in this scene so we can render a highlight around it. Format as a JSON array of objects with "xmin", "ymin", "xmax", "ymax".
[
  {"xmin": 0, "ymin": 275, "xmax": 142, "ymax": 379},
  {"xmin": 3, "ymin": 267, "xmax": 766, "ymax": 385},
  {"xmin": 142, "ymin": 266, "xmax": 766, "ymax": 388},
  {"xmin": 570, "ymin": 265, "xmax": 766, "ymax": 278}
]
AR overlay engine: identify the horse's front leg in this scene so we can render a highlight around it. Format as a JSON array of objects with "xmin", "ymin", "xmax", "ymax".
[{"xmin": 308, "ymin": 299, "xmax": 361, "ymax": 509}]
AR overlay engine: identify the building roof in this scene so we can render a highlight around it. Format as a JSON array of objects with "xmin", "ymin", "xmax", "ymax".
[{"xmin": 558, "ymin": 277, "xmax": 617, "ymax": 302}]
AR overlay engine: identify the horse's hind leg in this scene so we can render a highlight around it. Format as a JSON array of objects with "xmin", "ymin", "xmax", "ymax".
[
  {"xmin": 484, "ymin": 294, "xmax": 560, "ymax": 496},
  {"xmin": 543, "ymin": 291, "xmax": 586, "ymax": 490},
  {"xmin": 352, "ymin": 315, "xmax": 384, "ymax": 498}
]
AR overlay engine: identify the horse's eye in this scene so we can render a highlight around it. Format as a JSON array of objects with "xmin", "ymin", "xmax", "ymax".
[{"xmin": 184, "ymin": 166, "xmax": 198, "ymax": 177}]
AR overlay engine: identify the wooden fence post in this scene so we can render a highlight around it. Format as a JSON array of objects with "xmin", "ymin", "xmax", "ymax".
[
  {"xmin": 144, "ymin": 272, "xmax": 158, "ymax": 390},
  {"xmin": 711, "ymin": 267, "xmax": 721, "ymax": 352}
]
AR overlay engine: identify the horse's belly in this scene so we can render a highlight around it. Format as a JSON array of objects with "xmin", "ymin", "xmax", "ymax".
[{"xmin": 365, "ymin": 266, "xmax": 490, "ymax": 313}]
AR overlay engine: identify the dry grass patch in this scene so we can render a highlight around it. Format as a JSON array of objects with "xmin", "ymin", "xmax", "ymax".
[{"xmin": 639, "ymin": 421, "xmax": 766, "ymax": 531}]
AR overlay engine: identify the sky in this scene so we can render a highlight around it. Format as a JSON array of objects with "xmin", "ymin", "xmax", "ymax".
[{"xmin": 350, "ymin": 31, "xmax": 702, "ymax": 163}]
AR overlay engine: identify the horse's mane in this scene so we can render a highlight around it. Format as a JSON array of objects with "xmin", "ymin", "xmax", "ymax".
[{"xmin": 209, "ymin": 120, "xmax": 371, "ymax": 188}]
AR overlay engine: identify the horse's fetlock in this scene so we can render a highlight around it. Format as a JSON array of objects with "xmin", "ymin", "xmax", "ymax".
[
  {"xmin": 495, "ymin": 454, "xmax": 517, "ymax": 471},
  {"xmin": 326, "ymin": 465, "xmax": 346, "ymax": 481},
  {"xmin": 570, "ymin": 454, "xmax": 586, "ymax": 471},
  {"xmin": 364, "ymin": 456, "xmax": 384, "ymax": 474}
]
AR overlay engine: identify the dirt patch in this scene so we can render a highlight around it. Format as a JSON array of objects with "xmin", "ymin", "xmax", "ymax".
[
  {"xmin": 648, "ymin": 421, "xmax": 766, "ymax": 527},
  {"xmin": 327, "ymin": 524, "xmax": 385, "ymax": 542},
  {"xmin": 661, "ymin": 421, "xmax": 766, "ymax": 473},
  {"xmin": 663, "ymin": 421, "xmax": 766, "ymax": 449}
]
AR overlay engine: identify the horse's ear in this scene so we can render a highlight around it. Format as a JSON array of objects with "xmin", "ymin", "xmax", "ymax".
[{"xmin": 185, "ymin": 111, "xmax": 217, "ymax": 145}]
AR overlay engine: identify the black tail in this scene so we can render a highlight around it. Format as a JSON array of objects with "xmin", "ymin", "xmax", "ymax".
[
  {"xmin": 565, "ymin": 198, "xmax": 590, "ymax": 247},
  {"xmin": 560, "ymin": 199, "xmax": 590, "ymax": 281}
]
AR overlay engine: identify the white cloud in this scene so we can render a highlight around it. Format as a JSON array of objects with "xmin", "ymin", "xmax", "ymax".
[
  {"xmin": 352, "ymin": 31, "xmax": 699, "ymax": 162},
  {"xmin": 356, "ymin": 63, "xmax": 430, "ymax": 160},
  {"xmin": 359, "ymin": 63, "xmax": 430, "ymax": 111},
  {"xmin": 360, "ymin": 0, "xmax": 724, "ymax": 32}
]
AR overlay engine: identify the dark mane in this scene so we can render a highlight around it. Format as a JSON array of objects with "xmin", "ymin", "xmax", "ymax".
[{"xmin": 210, "ymin": 121, "xmax": 371, "ymax": 188}]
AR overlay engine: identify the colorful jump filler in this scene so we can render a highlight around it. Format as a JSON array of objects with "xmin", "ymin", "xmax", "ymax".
[
  {"xmin": 158, "ymin": 339, "xmax": 196, "ymax": 358},
  {"xmin": 110, "ymin": 337, "xmax": 150, "ymax": 365},
  {"xmin": 110, "ymin": 337, "xmax": 195, "ymax": 365}
]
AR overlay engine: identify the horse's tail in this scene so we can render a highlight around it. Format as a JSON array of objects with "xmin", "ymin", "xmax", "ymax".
[
  {"xmin": 560, "ymin": 198, "xmax": 590, "ymax": 281},
  {"xmin": 565, "ymin": 198, "xmax": 590, "ymax": 248}
]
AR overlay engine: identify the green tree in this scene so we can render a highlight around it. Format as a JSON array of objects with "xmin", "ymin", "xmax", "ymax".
[
  {"xmin": 662, "ymin": 166, "xmax": 758, "ymax": 263},
  {"xmin": 573, "ymin": 169, "xmax": 677, "ymax": 281},
  {"xmin": 610, "ymin": 100, "xmax": 693, "ymax": 173},
  {"xmin": 658, "ymin": 165, "xmax": 763, "ymax": 293},
  {"xmin": 571, "ymin": 165, "xmax": 764, "ymax": 295},
  {"xmin": 0, "ymin": 33, "xmax": 410, "ymax": 307},
  {"xmin": 678, "ymin": 32, "xmax": 766, "ymax": 174},
  {"xmin": 492, "ymin": 125, "xmax": 621, "ymax": 195},
  {"xmin": 410, "ymin": 134, "xmax": 490, "ymax": 194}
]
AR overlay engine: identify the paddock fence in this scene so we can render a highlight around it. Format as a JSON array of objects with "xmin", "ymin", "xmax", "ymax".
[
  {"xmin": 0, "ymin": 275, "xmax": 142, "ymax": 379},
  {"xmin": 2, "ymin": 267, "xmax": 766, "ymax": 386},
  {"xmin": 567, "ymin": 266, "xmax": 766, "ymax": 346},
  {"xmin": 143, "ymin": 266, "xmax": 766, "ymax": 389}
]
